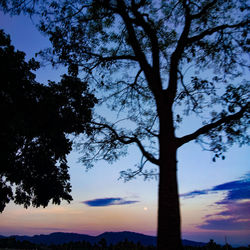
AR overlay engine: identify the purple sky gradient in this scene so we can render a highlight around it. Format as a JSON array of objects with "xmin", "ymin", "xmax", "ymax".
[{"xmin": 0, "ymin": 10, "xmax": 249, "ymax": 247}]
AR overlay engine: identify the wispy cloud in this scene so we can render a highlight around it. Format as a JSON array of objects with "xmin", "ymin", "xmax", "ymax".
[
  {"xmin": 180, "ymin": 189, "xmax": 210, "ymax": 198},
  {"xmin": 181, "ymin": 173, "xmax": 250, "ymax": 231},
  {"xmin": 181, "ymin": 174, "xmax": 250, "ymax": 201},
  {"xmin": 199, "ymin": 217, "xmax": 250, "ymax": 231},
  {"xmin": 83, "ymin": 197, "xmax": 139, "ymax": 207},
  {"xmin": 199, "ymin": 200, "xmax": 250, "ymax": 231},
  {"xmin": 213, "ymin": 179, "xmax": 250, "ymax": 201}
]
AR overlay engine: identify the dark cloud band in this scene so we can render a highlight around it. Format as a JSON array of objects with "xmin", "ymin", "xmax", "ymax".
[
  {"xmin": 181, "ymin": 175, "xmax": 250, "ymax": 201},
  {"xmin": 181, "ymin": 173, "xmax": 250, "ymax": 231},
  {"xmin": 198, "ymin": 200, "xmax": 250, "ymax": 231},
  {"xmin": 83, "ymin": 197, "xmax": 139, "ymax": 207},
  {"xmin": 199, "ymin": 217, "xmax": 250, "ymax": 231}
]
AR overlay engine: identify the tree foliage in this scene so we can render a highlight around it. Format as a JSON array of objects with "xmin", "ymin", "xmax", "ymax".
[
  {"xmin": 2, "ymin": 0, "xmax": 249, "ymax": 175},
  {"xmin": 11, "ymin": 0, "xmax": 248, "ymax": 172},
  {"xmin": 0, "ymin": 29, "xmax": 97, "ymax": 212}
]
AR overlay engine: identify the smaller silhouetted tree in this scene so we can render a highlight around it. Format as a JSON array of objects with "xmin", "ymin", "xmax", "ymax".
[
  {"xmin": 222, "ymin": 243, "xmax": 233, "ymax": 250},
  {"xmin": 206, "ymin": 239, "xmax": 221, "ymax": 250},
  {"xmin": 98, "ymin": 238, "xmax": 108, "ymax": 249},
  {"xmin": 0, "ymin": 29, "xmax": 97, "ymax": 212}
]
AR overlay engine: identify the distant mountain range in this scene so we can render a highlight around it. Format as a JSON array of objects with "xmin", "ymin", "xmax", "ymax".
[{"xmin": 0, "ymin": 231, "xmax": 206, "ymax": 247}]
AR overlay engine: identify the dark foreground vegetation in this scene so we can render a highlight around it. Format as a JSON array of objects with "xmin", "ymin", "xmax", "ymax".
[{"xmin": 0, "ymin": 238, "xmax": 249, "ymax": 250}]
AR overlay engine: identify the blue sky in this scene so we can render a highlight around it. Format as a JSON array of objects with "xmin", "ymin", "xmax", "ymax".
[{"xmin": 0, "ymin": 11, "xmax": 249, "ymax": 247}]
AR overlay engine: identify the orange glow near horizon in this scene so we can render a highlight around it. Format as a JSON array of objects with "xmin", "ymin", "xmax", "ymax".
[{"xmin": 0, "ymin": 201, "xmax": 157, "ymax": 236}]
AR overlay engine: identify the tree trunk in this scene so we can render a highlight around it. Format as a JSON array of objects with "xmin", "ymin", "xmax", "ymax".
[{"xmin": 157, "ymin": 138, "xmax": 182, "ymax": 249}]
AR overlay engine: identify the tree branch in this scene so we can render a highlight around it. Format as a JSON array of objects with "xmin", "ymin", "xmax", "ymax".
[
  {"xmin": 167, "ymin": 2, "xmax": 191, "ymax": 103},
  {"xmin": 130, "ymin": 1, "xmax": 160, "ymax": 75},
  {"xmin": 177, "ymin": 103, "xmax": 249, "ymax": 147},
  {"xmin": 177, "ymin": 70, "xmax": 199, "ymax": 110},
  {"xmin": 84, "ymin": 51, "xmax": 138, "ymax": 62},
  {"xmin": 190, "ymin": 0, "xmax": 217, "ymax": 19},
  {"xmin": 187, "ymin": 21, "xmax": 249, "ymax": 44},
  {"xmin": 116, "ymin": 1, "xmax": 152, "ymax": 73},
  {"xmin": 133, "ymin": 69, "xmax": 143, "ymax": 85},
  {"xmin": 92, "ymin": 122, "xmax": 159, "ymax": 165}
]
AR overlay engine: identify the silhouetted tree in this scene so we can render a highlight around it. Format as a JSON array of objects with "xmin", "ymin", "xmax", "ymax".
[
  {"xmin": 1, "ymin": 1, "xmax": 249, "ymax": 249},
  {"xmin": 206, "ymin": 239, "xmax": 221, "ymax": 250},
  {"xmin": 98, "ymin": 238, "xmax": 108, "ymax": 249},
  {"xmin": 222, "ymin": 243, "xmax": 233, "ymax": 250},
  {"xmin": 0, "ymin": 29, "xmax": 97, "ymax": 212}
]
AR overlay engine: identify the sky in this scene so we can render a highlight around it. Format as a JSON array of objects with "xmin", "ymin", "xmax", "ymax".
[{"xmin": 0, "ymin": 10, "xmax": 249, "ymax": 247}]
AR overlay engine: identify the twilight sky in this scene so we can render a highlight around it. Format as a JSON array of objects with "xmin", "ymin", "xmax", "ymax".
[{"xmin": 0, "ymin": 11, "xmax": 249, "ymax": 247}]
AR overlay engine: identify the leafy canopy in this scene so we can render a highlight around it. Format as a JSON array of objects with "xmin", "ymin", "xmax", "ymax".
[
  {"xmin": 0, "ymin": 29, "xmax": 97, "ymax": 212},
  {"xmin": 1, "ymin": 0, "xmax": 249, "ymax": 176}
]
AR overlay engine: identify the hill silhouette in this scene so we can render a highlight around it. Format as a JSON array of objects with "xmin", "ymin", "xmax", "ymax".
[{"xmin": 0, "ymin": 231, "xmax": 206, "ymax": 247}]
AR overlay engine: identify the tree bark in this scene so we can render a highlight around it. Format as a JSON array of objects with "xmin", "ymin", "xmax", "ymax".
[
  {"xmin": 157, "ymin": 109, "xmax": 182, "ymax": 250},
  {"xmin": 157, "ymin": 144, "xmax": 182, "ymax": 250}
]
